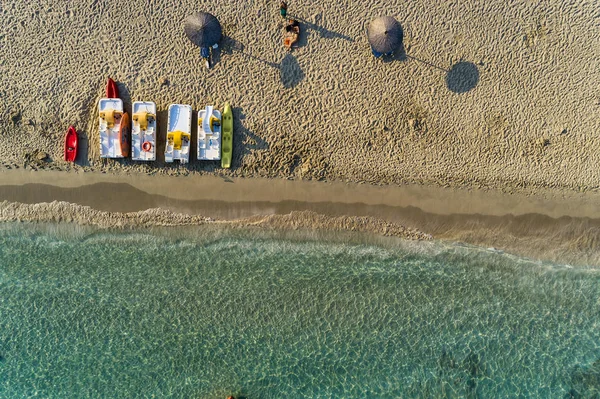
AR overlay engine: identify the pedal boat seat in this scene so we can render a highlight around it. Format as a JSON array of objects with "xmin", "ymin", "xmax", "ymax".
[
  {"xmin": 99, "ymin": 109, "xmax": 122, "ymax": 129},
  {"xmin": 132, "ymin": 112, "xmax": 155, "ymax": 131}
]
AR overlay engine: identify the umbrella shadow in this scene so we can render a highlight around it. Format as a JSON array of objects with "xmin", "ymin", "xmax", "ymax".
[
  {"xmin": 231, "ymin": 107, "xmax": 270, "ymax": 170},
  {"xmin": 446, "ymin": 61, "xmax": 479, "ymax": 93},
  {"xmin": 280, "ymin": 53, "xmax": 304, "ymax": 88},
  {"xmin": 405, "ymin": 54, "xmax": 448, "ymax": 72},
  {"xmin": 220, "ymin": 37, "xmax": 280, "ymax": 69},
  {"xmin": 385, "ymin": 52, "xmax": 479, "ymax": 93}
]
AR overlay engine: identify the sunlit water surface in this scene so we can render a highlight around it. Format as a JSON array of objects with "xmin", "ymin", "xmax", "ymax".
[{"xmin": 0, "ymin": 223, "xmax": 598, "ymax": 398}]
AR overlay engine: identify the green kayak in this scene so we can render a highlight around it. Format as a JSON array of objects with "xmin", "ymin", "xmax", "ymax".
[{"xmin": 221, "ymin": 102, "xmax": 233, "ymax": 168}]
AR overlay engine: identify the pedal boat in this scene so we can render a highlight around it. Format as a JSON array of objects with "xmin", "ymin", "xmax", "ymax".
[
  {"xmin": 165, "ymin": 104, "xmax": 192, "ymax": 164},
  {"xmin": 131, "ymin": 101, "xmax": 157, "ymax": 161},
  {"xmin": 99, "ymin": 98, "xmax": 129, "ymax": 158},
  {"xmin": 197, "ymin": 105, "xmax": 221, "ymax": 161}
]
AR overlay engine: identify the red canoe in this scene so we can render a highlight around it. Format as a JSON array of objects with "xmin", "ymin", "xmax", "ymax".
[
  {"xmin": 64, "ymin": 125, "xmax": 78, "ymax": 162},
  {"xmin": 106, "ymin": 78, "xmax": 119, "ymax": 99}
]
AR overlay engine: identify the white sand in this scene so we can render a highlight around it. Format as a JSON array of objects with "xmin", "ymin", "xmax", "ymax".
[{"xmin": 1, "ymin": 0, "xmax": 599, "ymax": 191}]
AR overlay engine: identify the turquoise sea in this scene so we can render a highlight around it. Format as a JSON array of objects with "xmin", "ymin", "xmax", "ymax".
[{"xmin": 0, "ymin": 222, "xmax": 598, "ymax": 398}]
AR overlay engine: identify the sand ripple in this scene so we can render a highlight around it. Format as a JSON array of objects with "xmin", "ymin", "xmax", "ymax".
[{"xmin": 1, "ymin": 0, "xmax": 599, "ymax": 191}]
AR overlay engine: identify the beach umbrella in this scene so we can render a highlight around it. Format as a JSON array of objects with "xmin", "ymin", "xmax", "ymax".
[
  {"xmin": 184, "ymin": 12, "xmax": 222, "ymax": 48},
  {"xmin": 367, "ymin": 16, "xmax": 403, "ymax": 54}
]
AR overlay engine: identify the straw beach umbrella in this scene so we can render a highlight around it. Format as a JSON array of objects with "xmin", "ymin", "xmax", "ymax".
[
  {"xmin": 184, "ymin": 12, "xmax": 222, "ymax": 48},
  {"xmin": 367, "ymin": 16, "xmax": 403, "ymax": 54}
]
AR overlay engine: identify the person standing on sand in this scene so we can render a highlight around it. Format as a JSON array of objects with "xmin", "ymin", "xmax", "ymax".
[
  {"xmin": 280, "ymin": 1, "xmax": 288, "ymax": 18},
  {"xmin": 201, "ymin": 46, "xmax": 211, "ymax": 69}
]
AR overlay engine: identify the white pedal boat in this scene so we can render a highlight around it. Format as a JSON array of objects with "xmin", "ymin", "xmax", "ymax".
[
  {"xmin": 197, "ymin": 105, "xmax": 221, "ymax": 161},
  {"xmin": 131, "ymin": 101, "xmax": 157, "ymax": 161},
  {"xmin": 165, "ymin": 104, "xmax": 192, "ymax": 164},
  {"xmin": 99, "ymin": 98, "xmax": 129, "ymax": 158}
]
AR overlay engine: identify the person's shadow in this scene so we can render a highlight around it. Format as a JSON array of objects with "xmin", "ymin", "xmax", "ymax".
[
  {"xmin": 287, "ymin": 12, "xmax": 354, "ymax": 51},
  {"xmin": 291, "ymin": 12, "xmax": 354, "ymax": 46}
]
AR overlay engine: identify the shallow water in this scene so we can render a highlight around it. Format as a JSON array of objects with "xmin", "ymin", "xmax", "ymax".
[{"xmin": 0, "ymin": 223, "xmax": 598, "ymax": 398}]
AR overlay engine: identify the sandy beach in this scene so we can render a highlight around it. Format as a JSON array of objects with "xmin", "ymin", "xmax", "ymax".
[
  {"xmin": 1, "ymin": 1, "xmax": 599, "ymax": 264},
  {"xmin": 1, "ymin": 0, "xmax": 599, "ymax": 189}
]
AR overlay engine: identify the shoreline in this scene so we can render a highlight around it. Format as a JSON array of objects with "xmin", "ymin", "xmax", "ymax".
[
  {"xmin": 1, "ymin": 170, "xmax": 599, "ymax": 266},
  {"xmin": 1, "ymin": 170, "xmax": 599, "ymax": 218}
]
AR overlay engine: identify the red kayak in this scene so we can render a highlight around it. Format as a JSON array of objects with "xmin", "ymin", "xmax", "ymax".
[
  {"xmin": 64, "ymin": 125, "xmax": 78, "ymax": 162},
  {"xmin": 106, "ymin": 78, "xmax": 119, "ymax": 99}
]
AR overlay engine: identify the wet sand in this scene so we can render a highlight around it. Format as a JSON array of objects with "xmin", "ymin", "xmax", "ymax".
[
  {"xmin": 1, "ymin": 170, "xmax": 599, "ymax": 218},
  {"xmin": 1, "ymin": 170, "xmax": 599, "ymax": 266}
]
